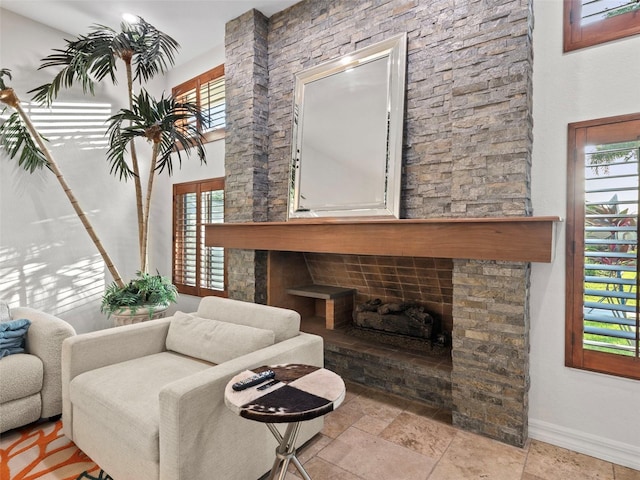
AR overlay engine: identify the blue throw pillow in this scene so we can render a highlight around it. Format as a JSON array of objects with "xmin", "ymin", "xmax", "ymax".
[{"xmin": 0, "ymin": 318, "xmax": 31, "ymax": 358}]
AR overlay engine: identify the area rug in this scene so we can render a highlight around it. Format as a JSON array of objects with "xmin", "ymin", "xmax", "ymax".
[{"xmin": 0, "ymin": 420, "xmax": 111, "ymax": 480}]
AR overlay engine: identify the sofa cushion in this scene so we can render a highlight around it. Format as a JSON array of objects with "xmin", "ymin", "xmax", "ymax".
[
  {"xmin": 0, "ymin": 394, "xmax": 41, "ymax": 433},
  {"xmin": 166, "ymin": 311, "xmax": 275, "ymax": 364},
  {"xmin": 0, "ymin": 353, "xmax": 43, "ymax": 403},
  {"xmin": 196, "ymin": 297, "xmax": 300, "ymax": 343},
  {"xmin": 69, "ymin": 352, "xmax": 211, "ymax": 463}
]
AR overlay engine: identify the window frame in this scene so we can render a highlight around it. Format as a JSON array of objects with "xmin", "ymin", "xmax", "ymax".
[
  {"xmin": 173, "ymin": 177, "xmax": 227, "ymax": 298},
  {"xmin": 566, "ymin": 112, "xmax": 640, "ymax": 380},
  {"xmin": 172, "ymin": 64, "xmax": 225, "ymax": 143},
  {"xmin": 563, "ymin": 0, "xmax": 640, "ymax": 52}
]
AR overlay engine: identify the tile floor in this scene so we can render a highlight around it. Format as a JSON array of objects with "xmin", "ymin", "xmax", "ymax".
[{"xmin": 282, "ymin": 382, "xmax": 640, "ymax": 480}]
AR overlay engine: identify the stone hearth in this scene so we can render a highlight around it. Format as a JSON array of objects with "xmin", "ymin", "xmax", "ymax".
[{"xmin": 301, "ymin": 316, "xmax": 452, "ymax": 411}]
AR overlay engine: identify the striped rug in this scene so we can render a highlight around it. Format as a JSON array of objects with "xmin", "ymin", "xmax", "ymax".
[{"xmin": 0, "ymin": 420, "xmax": 111, "ymax": 480}]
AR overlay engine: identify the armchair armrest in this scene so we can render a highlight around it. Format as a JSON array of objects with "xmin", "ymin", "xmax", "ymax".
[
  {"xmin": 12, "ymin": 307, "xmax": 76, "ymax": 418},
  {"xmin": 158, "ymin": 332, "xmax": 324, "ymax": 480},
  {"xmin": 61, "ymin": 318, "xmax": 171, "ymax": 438}
]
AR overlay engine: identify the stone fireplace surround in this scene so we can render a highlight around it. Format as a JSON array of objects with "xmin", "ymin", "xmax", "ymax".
[{"xmin": 216, "ymin": 0, "xmax": 550, "ymax": 448}]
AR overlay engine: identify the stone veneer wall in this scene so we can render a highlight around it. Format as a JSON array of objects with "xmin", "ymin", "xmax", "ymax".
[
  {"xmin": 224, "ymin": 0, "xmax": 533, "ymax": 447},
  {"xmin": 225, "ymin": 10, "xmax": 270, "ymax": 303}
]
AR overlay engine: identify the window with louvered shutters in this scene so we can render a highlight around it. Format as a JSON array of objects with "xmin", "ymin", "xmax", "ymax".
[
  {"xmin": 172, "ymin": 65, "xmax": 225, "ymax": 143},
  {"xmin": 173, "ymin": 178, "xmax": 226, "ymax": 297},
  {"xmin": 566, "ymin": 113, "xmax": 640, "ymax": 380},
  {"xmin": 564, "ymin": 0, "xmax": 640, "ymax": 52}
]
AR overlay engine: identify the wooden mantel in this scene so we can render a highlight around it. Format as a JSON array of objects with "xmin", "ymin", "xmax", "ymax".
[{"xmin": 205, "ymin": 217, "xmax": 561, "ymax": 263}]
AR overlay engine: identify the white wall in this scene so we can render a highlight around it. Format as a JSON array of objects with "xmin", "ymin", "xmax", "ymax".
[
  {"xmin": 0, "ymin": 9, "xmax": 137, "ymax": 333},
  {"xmin": 530, "ymin": 0, "xmax": 640, "ymax": 469}
]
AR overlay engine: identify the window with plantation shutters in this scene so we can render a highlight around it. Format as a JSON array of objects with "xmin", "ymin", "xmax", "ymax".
[
  {"xmin": 173, "ymin": 178, "xmax": 226, "ymax": 297},
  {"xmin": 564, "ymin": 0, "xmax": 640, "ymax": 52},
  {"xmin": 566, "ymin": 113, "xmax": 640, "ymax": 380},
  {"xmin": 172, "ymin": 65, "xmax": 225, "ymax": 143}
]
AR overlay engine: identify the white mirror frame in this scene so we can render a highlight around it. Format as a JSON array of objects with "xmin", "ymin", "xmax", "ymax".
[{"xmin": 288, "ymin": 33, "xmax": 407, "ymax": 219}]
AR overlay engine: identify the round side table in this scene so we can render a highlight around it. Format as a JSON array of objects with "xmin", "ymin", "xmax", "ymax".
[{"xmin": 225, "ymin": 364, "xmax": 345, "ymax": 480}]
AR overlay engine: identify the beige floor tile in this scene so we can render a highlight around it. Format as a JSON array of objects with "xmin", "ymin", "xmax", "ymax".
[
  {"xmin": 319, "ymin": 426, "xmax": 435, "ymax": 480},
  {"xmin": 322, "ymin": 387, "xmax": 406, "ymax": 439},
  {"xmin": 294, "ymin": 434, "xmax": 333, "ymax": 467},
  {"xmin": 523, "ymin": 440, "xmax": 614, "ymax": 480},
  {"xmin": 429, "ymin": 431, "xmax": 527, "ymax": 480},
  {"xmin": 346, "ymin": 389, "xmax": 406, "ymax": 422},
  {"xmin": 614, "ymin": 464, "xmax": 640, "ymax": 479},
  {"xmin": 352, "ymin": 412, "xmax": 393, "ymax": 435},
  {"xmin": 322, "ymin": 398, "xmax": 366, "ymax": 439},
  {"xmin": 295, "ymin": 456, "xmax": 364, "ymax": 480},
  {"xmin": 380, "ymin": 411, "xmax": 457, "ymax": 459}
]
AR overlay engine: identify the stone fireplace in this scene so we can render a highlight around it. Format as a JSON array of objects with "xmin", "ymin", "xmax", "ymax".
[{"xmin": 215, "ymin": 0, "xmax": 546, "ymax": 448}]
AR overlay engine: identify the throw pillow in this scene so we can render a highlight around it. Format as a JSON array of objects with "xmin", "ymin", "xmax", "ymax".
[
  {"xmin": 0, "ymin": 318, "xmax": 31, "ymax": 358},
  {"xmin": 166, "ymin": 311, "xmax": 275, "ymax": 364}
]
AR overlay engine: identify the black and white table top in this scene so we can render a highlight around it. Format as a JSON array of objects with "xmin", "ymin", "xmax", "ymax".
[{"xmin": 225, "ymin": 364, "xmax": 346, "ymax": 423}]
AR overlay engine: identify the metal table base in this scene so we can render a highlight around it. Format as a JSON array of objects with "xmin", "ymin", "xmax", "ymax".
[{"xmin": 266, "ymin": 422, "xmax": 311, "ymax": 480}]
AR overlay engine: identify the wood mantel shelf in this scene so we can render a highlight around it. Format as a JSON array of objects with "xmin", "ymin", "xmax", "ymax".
[{"xmin": 204, "ymin": 216, "xmax": 561, "ymax": 263}]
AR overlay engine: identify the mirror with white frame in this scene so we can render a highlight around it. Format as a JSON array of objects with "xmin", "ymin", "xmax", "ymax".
[{"xmin": 288, "ymin": 33, "xmax": 407, "ymax": 219}]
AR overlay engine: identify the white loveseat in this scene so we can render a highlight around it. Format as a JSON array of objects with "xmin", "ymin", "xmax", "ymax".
[
  {"xmin": 0, "ymin": 307, "xmax": 76, "ymax": 433},
  {"xmin": 61, "ymin": 297, "xmax": 324, "ymax": 480}
]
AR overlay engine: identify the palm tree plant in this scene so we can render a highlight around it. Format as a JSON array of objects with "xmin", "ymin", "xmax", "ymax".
[
  {"xmin": 29, "ymin": 15, "xmax": 200, "ymax": 274},
  {"xmin": 0, "ymin": 17, "xmax": 206, "ymax": 314}
]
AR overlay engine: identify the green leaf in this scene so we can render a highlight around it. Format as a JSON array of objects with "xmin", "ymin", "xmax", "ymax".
[
  {"xmin": 0, "ymin": 112, "xmax": 49, "ymax": 173},
  {"xmin": 0, "ymin": 68, "xmax": 12, "ymax": 90}
]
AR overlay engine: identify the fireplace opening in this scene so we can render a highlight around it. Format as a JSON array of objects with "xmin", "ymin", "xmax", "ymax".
[
  {"xmin": 269, "ymin": 251, "xmax": 454, "ymax": 410},
  {"xmin": 350, "ymin": 298, "xmax": 449, "ymax": 356}
]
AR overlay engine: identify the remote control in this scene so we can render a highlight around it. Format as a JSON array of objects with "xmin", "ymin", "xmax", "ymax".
[
  {"xmin": 232, "ymin": 370, "xmax": 275, "ymax": 391},
  {"xmin": 257, "ymin": 379, "xmax": 279, "ymax": 391}
]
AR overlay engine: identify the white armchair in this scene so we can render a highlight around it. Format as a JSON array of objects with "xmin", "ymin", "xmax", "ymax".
[{"xmin": 61, "ymin": 297, "xmax": 324, "ymax": 480}]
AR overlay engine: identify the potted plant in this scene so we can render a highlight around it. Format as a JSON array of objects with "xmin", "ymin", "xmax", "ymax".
[
  {"xmin": 0, "ymin": 17, "xmax": 206, "ymax": 323},
  {"xmin": 101, "ymin": 271, "xmax": 178, "ymax": 326}
]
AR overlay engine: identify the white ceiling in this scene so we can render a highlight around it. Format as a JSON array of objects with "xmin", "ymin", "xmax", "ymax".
[{"xmin": 1, "ymin": 0, "xmax": 300, "ymax": 66}]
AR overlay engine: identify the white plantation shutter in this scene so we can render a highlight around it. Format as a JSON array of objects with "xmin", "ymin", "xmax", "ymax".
[
  {"xmin": 567, "ymin": 114, "xmax": 640, "ymax": 380},
  {"xmin": 583, "ymin": 143, "xmax": 639, "ymax": 356},
  {"xmin": 564, "ymin": 0, "xmax": 640, "ymax": 51},
  {"xmin": 172, "ymin": 65, "xmax": 225, "ymax": 143},
  {"xmin": 173, "ymin": 178, "xmax": 225, "ymax": 296},
  {"xmin": 200, "ymin": 76, "xmax": 225, "ymax": 133},
  {"xmin": 579, "ymin": 0, "xmax": 640, "ymax": 25}
]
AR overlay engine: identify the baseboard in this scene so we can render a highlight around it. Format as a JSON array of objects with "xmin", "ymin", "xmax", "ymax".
[{"xmin": 528, "ymin": 419, "xmax": 640, "ymax": 471}]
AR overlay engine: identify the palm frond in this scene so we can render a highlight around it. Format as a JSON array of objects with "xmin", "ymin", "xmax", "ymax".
[
  {"xmin": 125, "ymin": 18, "xmax": 180, "ymax": 84},
  {"xmin": 106, "ymin": 117, "xmax": 139, "ymax": 180},
  {"xmin": 29, "ymin": 45, "xmax": 102, "ymax": 105},
  {"xmin": 0, "ymin": 112, "xmax": 49, "ymax": 173},
  {"xmin": 105, "ymin": 90, "xmax": 205, "ymax": 179},
  {"xmin": 0, "ymin": 68, "xmax": 12, "ymax": 90}
]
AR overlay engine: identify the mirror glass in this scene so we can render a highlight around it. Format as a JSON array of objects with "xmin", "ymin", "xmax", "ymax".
[{"xmin": 288, "ymin": 33, "xmax": 407, "ymax": 219}]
